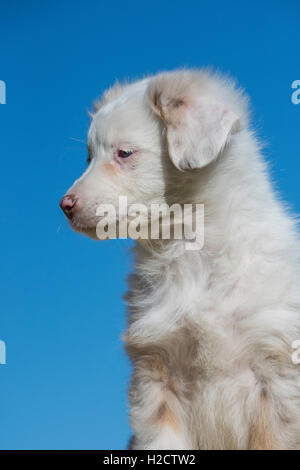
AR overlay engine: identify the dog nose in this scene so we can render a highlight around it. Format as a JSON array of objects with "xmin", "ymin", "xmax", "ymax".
[{"xmin": 59, "ymin": 194, "xmax": 77, "ymax": 218}]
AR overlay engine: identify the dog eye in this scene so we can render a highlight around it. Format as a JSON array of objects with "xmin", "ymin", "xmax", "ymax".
[
  {"xmin": 86, "ymin": 155, "xmax": 92, "ymax": 165},
  {"xmin": 118, "ymin": 149, "xmax": 133, "ymax": 158}
]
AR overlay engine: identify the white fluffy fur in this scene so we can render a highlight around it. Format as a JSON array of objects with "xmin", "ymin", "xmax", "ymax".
[{"xmin": 62, "ymin": 69, "xmax": 300, "ymax": 449}]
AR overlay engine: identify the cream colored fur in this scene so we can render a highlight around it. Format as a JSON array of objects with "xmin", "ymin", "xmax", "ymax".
[{"xmin": 62, "ymin": 69, "xmax": 300, "ymax": 449}]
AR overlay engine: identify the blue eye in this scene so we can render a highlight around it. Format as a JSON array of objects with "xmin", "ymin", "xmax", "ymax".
[{"xmin": 118, "ymin": 149, "xmax": 133, "ymax": 158}]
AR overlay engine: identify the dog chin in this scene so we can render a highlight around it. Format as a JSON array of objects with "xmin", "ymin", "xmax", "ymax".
[{"xmin": 68, "ymin": 220, "xmax": 99, "ymax": 240}]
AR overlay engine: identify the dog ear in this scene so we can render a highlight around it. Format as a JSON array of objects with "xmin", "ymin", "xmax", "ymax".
[{"xmin": 147, "ymin": 72, "xmax": 240, "ymax": 170}]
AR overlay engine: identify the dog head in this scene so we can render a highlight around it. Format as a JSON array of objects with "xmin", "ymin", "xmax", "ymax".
[{"xmin": 60, "ymin": 70, "xmax": 247, "ymax": 239}]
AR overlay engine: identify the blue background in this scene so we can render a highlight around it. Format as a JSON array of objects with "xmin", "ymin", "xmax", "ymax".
[{"xmin": 0, "ymin": 0, "xmax": 299, "ymax": 450}]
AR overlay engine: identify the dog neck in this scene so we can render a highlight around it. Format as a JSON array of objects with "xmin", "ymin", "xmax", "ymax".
[{"xmin": 125, "ymin": 130, "xmax": 277, "ymax": 343}]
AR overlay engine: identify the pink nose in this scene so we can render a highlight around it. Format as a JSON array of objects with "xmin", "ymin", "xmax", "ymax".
[{"xmin": 59, "ymin": 194, "xmax": 77, "ymax": 218}]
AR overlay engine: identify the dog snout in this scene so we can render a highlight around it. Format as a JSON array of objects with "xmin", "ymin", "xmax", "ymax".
[{"xmin": 59, "ymin": 194, "xmax": 78, "ymax": 218}]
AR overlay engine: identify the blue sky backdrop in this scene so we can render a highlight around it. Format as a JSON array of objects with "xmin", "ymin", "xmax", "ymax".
[{"xmin": 0, "ymin": 0, "xmax": 299, "ymax": 450}]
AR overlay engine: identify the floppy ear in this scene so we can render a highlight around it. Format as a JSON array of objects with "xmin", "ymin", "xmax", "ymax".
[{"xmin": 148, "ymin": 73, "xmax": 240, "ymax": 170}]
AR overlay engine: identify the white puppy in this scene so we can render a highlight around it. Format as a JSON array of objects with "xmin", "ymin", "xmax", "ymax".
[{"xmin": 60, "ymin": 69, "xmax": 300, "ymax": 449}]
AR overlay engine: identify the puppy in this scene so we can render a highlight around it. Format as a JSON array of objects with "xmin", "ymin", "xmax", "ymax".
[{"xmin": 60, "ymin": 69, "xmax": 300, "ymax": 449}]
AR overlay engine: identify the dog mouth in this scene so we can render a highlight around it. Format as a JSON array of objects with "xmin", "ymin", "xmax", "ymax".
[
  {"xmin": 67, "ymin": 213, "xmax": 115, "ymax": 240},
  {"xmin": 67, "ymin": 216, "xmax": 99, "ymax": 239}
]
